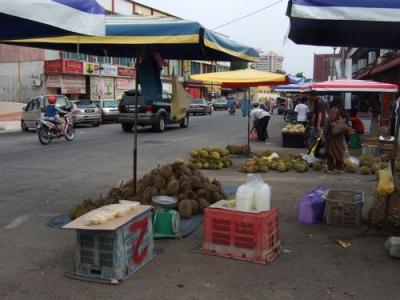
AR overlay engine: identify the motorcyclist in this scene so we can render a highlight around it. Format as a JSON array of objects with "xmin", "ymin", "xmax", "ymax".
[
  {"xmin": 227, "ymin": 97, "xmax": 236, "ymax": 114},
  {"xmin": 44, "ymin": 96, "xmax": 68, "ymax": 130}
]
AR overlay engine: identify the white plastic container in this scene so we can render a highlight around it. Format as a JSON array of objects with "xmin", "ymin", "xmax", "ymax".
[
  {"xmin": 236, "ymin": 184, "xmax": 255, "ymax": 212},
  {"xmin": 385, "ymin": 236, "xmax": 400, "ymax": 258},
  {"xmin": 255, "ymin": 183, "xmax": 271, "ymax": 212}
]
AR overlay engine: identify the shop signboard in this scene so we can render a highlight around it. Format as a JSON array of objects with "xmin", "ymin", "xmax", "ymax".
[
  {"xmin": 118, "ymin": 67, "xmax": 135, "ymax": 78},
  {"xmin": 63, "ymin": 60, "xmax": 84, "ymax": 75},
  {"xmin": 60, "ymin": 75, "xmax": 86, "ymax": 94},
  {"xmin": 101, "ymin": 64, "xmax": 118, "ymax": 77},
  {"xmin": 46, "ymin": 75, "xmax": 62, "ymax": 87},
  {"xmin": 84, "ymin": 62, "xmax": 100, "ymax": 76},
  {"xmin": 116, "ymin": 78, "xmax": 134, "ymax": 90},
  {"xmin": 90, "ymin": 77, "xmax": 114, "ymax": 100},
  {"xmin": 44, "ymin": 60, "xmax": 63, "ymax": 74}
]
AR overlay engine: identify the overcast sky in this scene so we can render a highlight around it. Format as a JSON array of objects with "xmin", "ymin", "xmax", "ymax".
[{"xmin": 139, "ymin": 0, "xmax": 333, "ymax": 78}]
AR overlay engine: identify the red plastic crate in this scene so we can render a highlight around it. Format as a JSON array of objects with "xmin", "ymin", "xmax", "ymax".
[{"xmin": 202, "ymin": 207, "xmax": 281, "ymax": 264}]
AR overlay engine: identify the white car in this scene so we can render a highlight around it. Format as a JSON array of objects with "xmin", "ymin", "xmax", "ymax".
[{"xmin": 97, "ymin": 99, "xmax": 120, "ymax": 123}]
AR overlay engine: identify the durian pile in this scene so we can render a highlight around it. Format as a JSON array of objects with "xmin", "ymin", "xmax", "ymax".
[
  {"xmin": 70, "ymin": 159, "xmax": 227, "ymax": 220},
  {"xmin": 226, "ymin": 144, "xmax": 250, "ymax": 156},
  {"xmin": 242, "ymin": 153, "xmax": 319, "ymax": 173},
  {"xmin": 345, "ymin": 155, "xmax": 388, "ymax": 175},
  {"xmin": 189, "ymin": 147, "xmax": 233, "ymax": 170},
  {"xmin": 282, "ymin": 124, "xmax": 306, "ymax": 134},
  {"xmin": 69, "ymin": 182, "xmax": 136, "ymax": 220},
  {"xmin": 136, "ymin": 159, "xmax": 227, "ymax": 218}
]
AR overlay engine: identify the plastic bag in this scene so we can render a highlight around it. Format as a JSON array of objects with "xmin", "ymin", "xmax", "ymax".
[
  {"xmin": 249, "ymin": 129, "xmax": 258, "ymax": 141},
  {"xmin": 345, "ymin": 156, "xmax": 360, "ymax": 168},
  {"xmin": 301, "ymin": 154, "xmax": 319, "ymax": 165},
  {"xmin": 377, "ymin": 166, "xmax": 395, "ymax": 197}
]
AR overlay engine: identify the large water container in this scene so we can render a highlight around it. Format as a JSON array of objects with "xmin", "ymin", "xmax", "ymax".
[
  {"xmin": 236, "ymin": 184, "xmax": 255, "ymax": 212},
  {"xmin": 255, "ymin": 183, "xmax": 271, "ymax": 212}
]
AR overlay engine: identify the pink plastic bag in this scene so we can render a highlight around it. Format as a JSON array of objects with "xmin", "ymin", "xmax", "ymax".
[{"xmin": 249, "ymin": 129, "xmax": 258, "ymax": 141}]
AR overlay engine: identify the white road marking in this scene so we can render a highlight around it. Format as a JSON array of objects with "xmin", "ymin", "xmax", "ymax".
[{"xmin": 4, "ymin": 215, "xmax": 31, "ymax": 229}]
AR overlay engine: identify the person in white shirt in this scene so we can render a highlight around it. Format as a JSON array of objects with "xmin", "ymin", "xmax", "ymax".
[
  {"xmin": 250, "ymin": 103, "xmax": 271, "ymax": 141},
  {"xmin": 294, "ymin": 97, "xmax": 309, "ymax": 126}
]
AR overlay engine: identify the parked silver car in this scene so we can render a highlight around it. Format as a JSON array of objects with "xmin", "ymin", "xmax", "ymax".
[
  {"xmin": 71, "ymin": 100, "xmax": 102, "ymax": 127},
  {"xmin": 96, "ymin": 99, "xmax": 120, "ymax": 123},
  {"xmin": 21, "ymin": 95, "xmax": 71, "ymax": 131},
  {"xmin": 189, "ymin": 98, "xmax": 212, "ymax": 115}
]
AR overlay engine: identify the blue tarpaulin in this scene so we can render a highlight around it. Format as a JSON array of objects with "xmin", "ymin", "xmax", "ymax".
[
  {"xmin": 0, "ymin": 0, "xmax": 105, "ymax": 39},
  {"xmin": 4, "ymin": 15, "xmax": 259, "ymax": 62},
  {"xmin": 287, "ymin": 0, "xmax": 400, "ymax": 48}
]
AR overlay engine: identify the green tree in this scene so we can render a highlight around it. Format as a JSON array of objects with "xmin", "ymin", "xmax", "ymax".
[
  {"xmin": 295, "ymin": 72, "xmax": 305, "ymax": 78},
  {"xmin": 230, "ymin": 61, "xmax": 248, "ymax": 71},
  {"xmin": 275, "ymin": 69, "xmax": 286, "ymax": 74}
]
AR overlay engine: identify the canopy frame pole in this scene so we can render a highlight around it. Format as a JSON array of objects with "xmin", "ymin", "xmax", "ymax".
[
  {"xmin": 247, "ymin": 87, "xmax": 251, "ymax": 156},
  {"xmin": 133, "ymin": 57, "xmax": 139, "ymax": 196}
]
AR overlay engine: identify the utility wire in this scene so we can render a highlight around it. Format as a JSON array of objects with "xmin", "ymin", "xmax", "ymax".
[{"xmin": 212, "ymin": 0, "xmax": 284, "ymax": 30}]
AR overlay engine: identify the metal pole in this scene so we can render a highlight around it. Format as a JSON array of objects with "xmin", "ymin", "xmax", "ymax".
[
  {"xmin": 247, "ymin": 87, "xmax": 251, "ymax": 155},
  {"xmin": 133, "ymin": 58, "xmax": 139, "ymax": 196},
  {"xmin": 331, "ymin": 47, "xmax": 337, "ymax": 80}
]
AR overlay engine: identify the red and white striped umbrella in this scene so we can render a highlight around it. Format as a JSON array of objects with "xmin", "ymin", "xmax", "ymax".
[{"xmin": 304, "ymin": 78, "xmax": 398, "ymax": 93}]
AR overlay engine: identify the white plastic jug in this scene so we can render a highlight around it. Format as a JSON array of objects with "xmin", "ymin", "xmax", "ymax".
[
  {"xmin": 254, "ymin": 183, "xmax": 271, "ymax": 212},
  {"xmin": 236, "ymin": 184, "xmax": 255, "ymax": 212}
]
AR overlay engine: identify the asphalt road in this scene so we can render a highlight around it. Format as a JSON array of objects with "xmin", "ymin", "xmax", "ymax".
[{"xmin": 0, "ymin": 111, "xmax": 399, "ymax": 300}]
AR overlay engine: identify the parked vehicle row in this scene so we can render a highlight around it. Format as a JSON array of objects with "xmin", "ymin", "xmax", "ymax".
[
  {"xmin": 21, "ymin": 96, "xmax": 121, "ymax": 131},
  {"xmin": 20, "ymin": 91, "xmax": 192, "ymax": 134}
]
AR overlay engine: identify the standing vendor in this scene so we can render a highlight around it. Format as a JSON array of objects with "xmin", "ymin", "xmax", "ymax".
[
  {"xmin": 137, "ymin": 51, "xmax": 167, "ymax": 103},
  {"xmin": 250, "ymin": 103, "xmax": 271, "ymax": 141}
]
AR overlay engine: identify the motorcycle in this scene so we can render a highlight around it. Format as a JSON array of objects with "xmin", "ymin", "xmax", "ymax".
[
  {"xmin": 283, "ymin": 109, "xmax": 298, "ymax": 124},
  {"xmin": 37, "ymin": 113, "xmax": 75, "ymax": 145},
  {"xmin": 229, "ymin": 106, "xmax": 236, "ymax": 115}
]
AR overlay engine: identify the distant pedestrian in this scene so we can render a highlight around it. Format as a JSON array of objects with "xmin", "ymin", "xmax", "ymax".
[
  {"xmin": 241, "ymin": 96, "xmax": 249, "ymax": 117},
  {"xmin": 250, "ymin": 103, "xmax": 271, "ymax": 141},
  {"xmin": 294, "ymin": 96, "xmax": 309, "ymax": 126}
]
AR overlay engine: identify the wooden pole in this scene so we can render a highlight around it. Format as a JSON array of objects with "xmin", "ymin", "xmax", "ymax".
[{"xmin": 133, "ymin": 58, "xmax": 139, "ymax": 196}]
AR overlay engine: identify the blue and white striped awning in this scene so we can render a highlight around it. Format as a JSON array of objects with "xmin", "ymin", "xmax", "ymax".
[
  {"xmin": 3, "ymin": 15, "xmax": 258, "ymax": 62},
  {"xmin": 0, "ymin": 0, "xmax": 105, "ymax": 39},
  {"xmin": 287, "ymin": 0, "xmax": 400, "ymax": 48},
  {"xmin": 274, "ymin": 83, "xmax": 310, "ymax": 93}
]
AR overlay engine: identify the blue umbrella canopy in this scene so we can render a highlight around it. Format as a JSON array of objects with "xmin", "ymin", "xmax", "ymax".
[
  {"xmin": 287, "ymin": 0, "xmax": 400, "ymax": 48},
  {"xmin": 3, "ymin": 15, "xmax": 259, "ymax": 62},
  {"xmin": 0, "ymin": 0, "xmax": 105, "ymax": 39}
]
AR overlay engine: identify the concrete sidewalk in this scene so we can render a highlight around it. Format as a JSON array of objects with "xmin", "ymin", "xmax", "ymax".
[{"xmin": 0, "ymin": 102, "xmax": 24, "ymax": 133}]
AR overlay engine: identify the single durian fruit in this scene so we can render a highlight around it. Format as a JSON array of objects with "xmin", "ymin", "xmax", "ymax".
[
  {"xmin": 166, "ymin": 180, "xmax": 180, "ymax": 196},
  {"xmin": 178, "ymin": 200, "xmax": 193, "ymax": 219}
]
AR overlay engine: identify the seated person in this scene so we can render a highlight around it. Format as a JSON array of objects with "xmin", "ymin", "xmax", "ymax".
[{"xmin": 349, "ymin": 109, "xmax": 364, "ymax": 135}]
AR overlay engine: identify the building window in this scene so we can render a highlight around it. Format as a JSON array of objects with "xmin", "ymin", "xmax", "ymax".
[
  {"xmin": 99, "ymin": 56, "xmax": 112, "ymax": 64},
  {"xmin": 191, "ymin": 62, "xmax": 201, "ymax": 74},
  {"xmin": 114, "ymin": 57, "xmax": 133, "ymax": 67},
  {"xmin": 169, "ymin": 60, "xmax": 181, "ymax": 76},
  {"xmin": 63, "ymin": 51, "xmax": 88, "ymax": 61}
]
